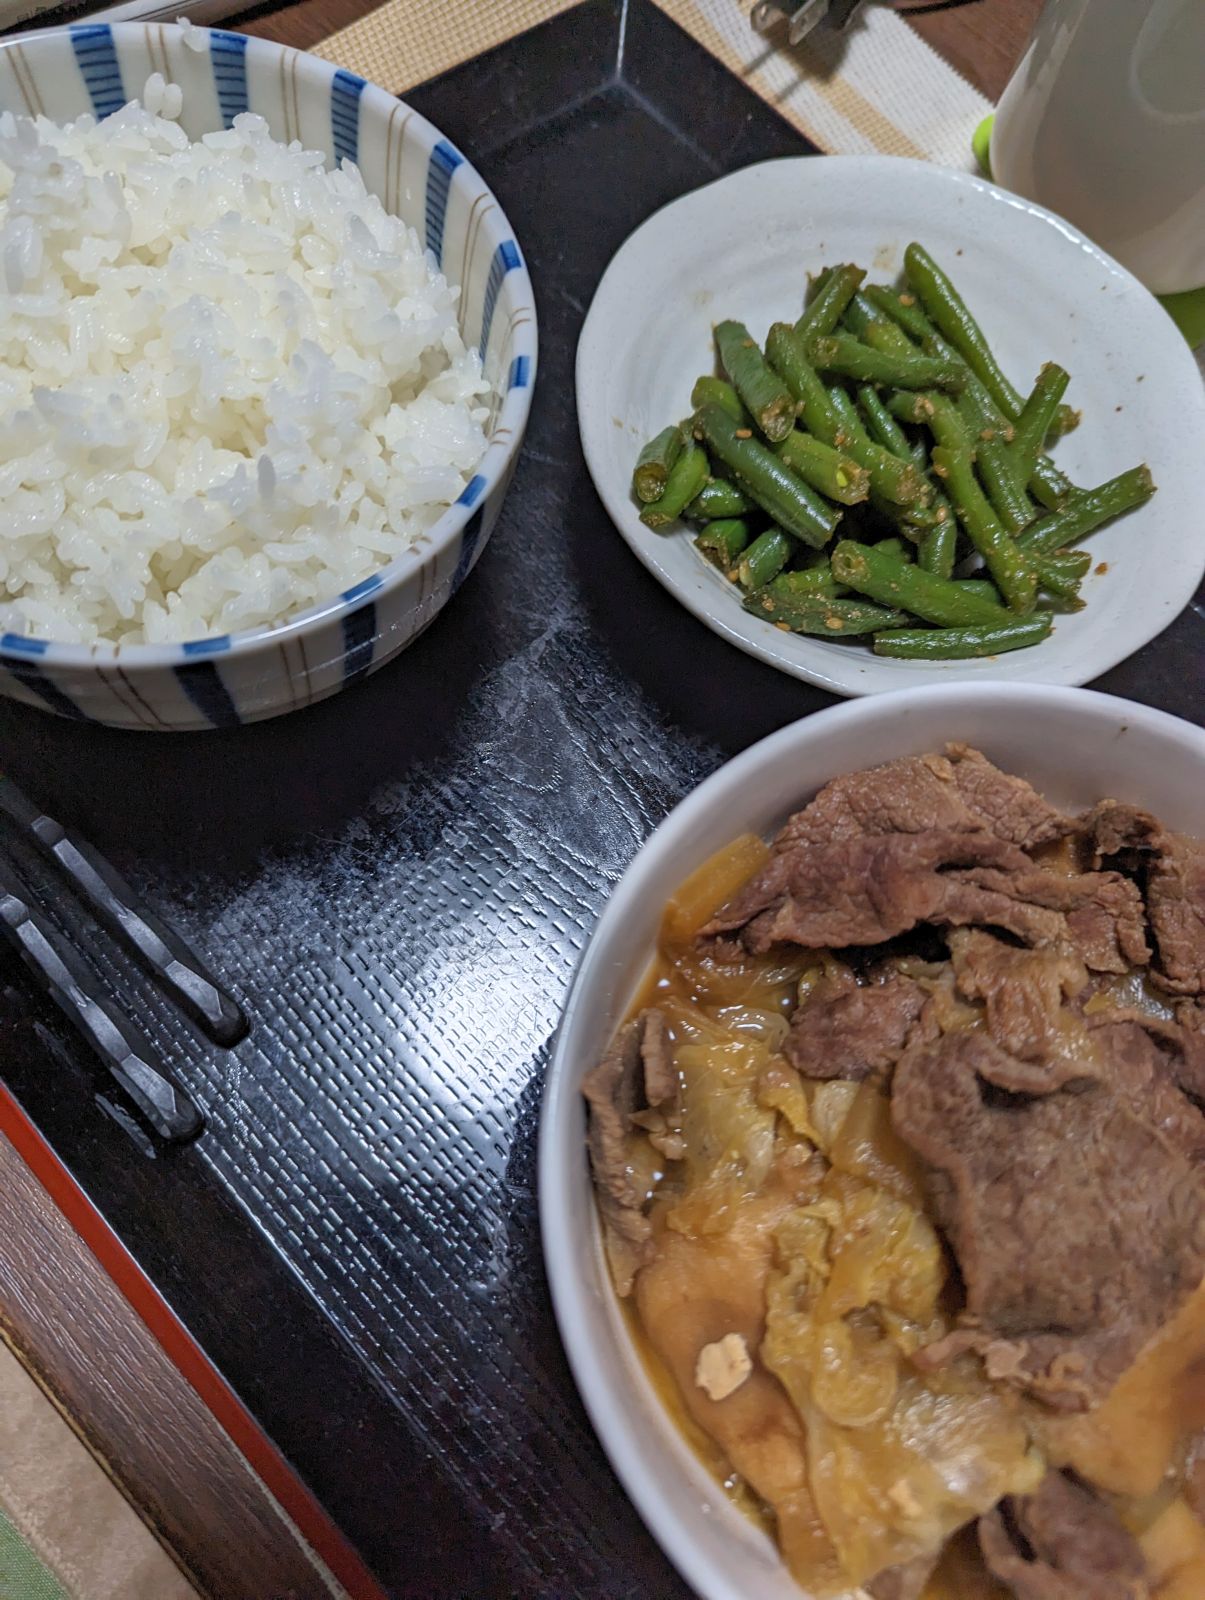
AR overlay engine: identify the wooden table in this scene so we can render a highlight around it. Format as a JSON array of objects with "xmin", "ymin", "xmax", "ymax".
[{"xmin": 904, "ymin": 0, "xmax": 1042, "ymax": 102}]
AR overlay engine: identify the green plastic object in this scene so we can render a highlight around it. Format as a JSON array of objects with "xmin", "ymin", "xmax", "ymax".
[
  {"xmin": 972, "ymin": 113, "xmax": 1204, "ymax": 350},
  {"xmin": 971, "ymin": 113, "xmax": 994, "ymax": 179}
]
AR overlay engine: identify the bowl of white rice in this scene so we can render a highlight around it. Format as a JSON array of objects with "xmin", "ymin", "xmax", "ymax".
[{"xmin": 0, "ymin": 21, "xmax": 536, "ymax": 729}]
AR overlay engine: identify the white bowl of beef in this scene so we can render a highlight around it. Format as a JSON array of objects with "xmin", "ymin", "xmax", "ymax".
[{"xmin": 540, "ymin": 682, "xmax": 1205, "ymax": 1600}]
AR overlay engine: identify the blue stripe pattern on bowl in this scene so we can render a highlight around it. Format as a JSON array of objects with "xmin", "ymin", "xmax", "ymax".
[
  {"xmin": 479, "ymin": 240, "xmax": 522, "ymax": 361},
  {"xmin": 174, "ymin": 661, "xmax": 242, "ymax": 729},
  {"xmin": 181, "ymin": 636, "xmax": 232, "ymax": 656},
  {"xmin": 330, "ymin": 68, "xmax": 364, "ymax": 165},
  {"xmin": 457, "ymin": 475, "xmax": 487, "ymax": 510},
  {"xmin": 424, "ymin": 140, "xmax": 464, "ymax": 267},
  {"xmin": 3, "ymin": 660, "xmax": 90, "ymax": 721},
  {"xmin": 341, "ymin": 575, "xmax": 384, "ymax": 604},
  {"xmin": 69, "ymin": 24, "xmax": 124, "ymax": 118},
  {"xmin": 210, "ymin": 31, "xmax": 248, "ymax": 127},
  {"xmin": 341, "ymin": 605, "xmax": 377, "ymax": 685},
  {"xmin": 0, "ymin": 22, "xmax": 537, "ymax": 731},
  {"xmin": 451, "ymin": 508, "xmax": 486, "ymax": 595}
]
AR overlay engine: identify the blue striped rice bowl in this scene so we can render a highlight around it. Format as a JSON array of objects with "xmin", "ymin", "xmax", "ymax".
[{"xmin": 0, "ymin": 23, "xmax": 537, "ymax": 730}]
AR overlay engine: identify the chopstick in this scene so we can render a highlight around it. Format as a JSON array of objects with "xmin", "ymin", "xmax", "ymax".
[
  {"xmin": 0, "ymin": 776, "xmax": 247, "ymax": 1047},
  {"xmin": 0, "ymin": 861, "xmax": 203, "ymax": 1142}
]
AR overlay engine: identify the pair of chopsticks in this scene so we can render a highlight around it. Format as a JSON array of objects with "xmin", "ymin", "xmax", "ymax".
[{"xmin": 0, "ymin": 778, "xmax": 246, "ymax": 1142}]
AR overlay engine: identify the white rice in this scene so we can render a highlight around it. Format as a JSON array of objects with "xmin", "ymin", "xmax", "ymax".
[{"xmin": 0, "ymin": 82, "xmax": 491, "ymax": 645}]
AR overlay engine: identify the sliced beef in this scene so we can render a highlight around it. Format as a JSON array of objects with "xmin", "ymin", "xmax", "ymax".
[
  {"xmin": 865, "ymin": 1553, "xmax": 938, "ymax": 1600},
  {"xmin": 949, "ymin": 930, "xmax": 1088, "ymax": 1059},
  {"xmin": 1177, "ymin": 1020, "xmax": 1205, "ymax": 1106},
  {"xmin": 1084, "ymin": 1005, "xmax": 1205, "ymax": 1119},
  {"xmin": 944, "ymin": 744, "xmax": 1077, "ymax": 851},
  {"xmin": 978, "ymin": 1470, "xmax": 1149, "ymax": 1600},
  {"xmin": 705, "ymin": 827, "xmax": 1147, "ymax": 976},
  {"xmin": 582, "ymin": 1009, "xmax": 676, "ymax": 1294},
  {"xmin": 1064, "ymin": 874, "xmax": 1150, "ymax": 972},
  {"xmin": 1147, "ymin": 832, "xmax": 1205, "ymax": 996},
  {"xmin": 1083, "ymin": 803, "xmax": 1205, "ymax": 996},
  {"xmin": 891, "ymin": 1029, "xmax": 1205, "ymax": 1410},
  {"xmin": 775, "ymin": 744, "xmax": 1072, "ymax": 855},
  {"xmin": 905, "ymin": 964, "xmax": 984, "ymax": 1050},
  {"xmin": 1180, "ymin": 999, "xmax": 1205, "ymax": 1035},
  {"xmin": 1074, "ymin": 987, "xmax": 1205, "ymax": 1098},
  {"xmin": 704, "ymin": 830, "xmax": 1030, "ymax": 952},
  {"xmin": 638, "ymin": 1008, "xmax": 677, "ymax": 1107},
  {"xmin": 772, "ymin": 751, "xmax": 961, "ymax": 851},
  {"xmin": 1086, "ymin": 1016, "xmax": 1205, "ymax": 1164},
  {"xmin": 1174, "ymin": 1001, "xmax": 1205, "ymax": 1108},
  {"xmin": 785, "ymin": 971, "xmax": 926, "ymax": 1084},
  {"xmin": 1083, "ymin": 799, "xmax": 1162, "ymax": 866},
  {"xmin": 946, "ymin": 864, "xmax": 1149, "ymax": 973}
]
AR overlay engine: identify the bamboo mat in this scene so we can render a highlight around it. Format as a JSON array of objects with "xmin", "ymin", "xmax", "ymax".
[{"xmin": 313, "ymin": 0, "xmax": 992, "ymax": 168}]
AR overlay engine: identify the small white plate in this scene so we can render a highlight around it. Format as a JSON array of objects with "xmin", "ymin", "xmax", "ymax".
[{"xmin": 576, "ymin": 156, "xmax": 1205, "ymax": 697}]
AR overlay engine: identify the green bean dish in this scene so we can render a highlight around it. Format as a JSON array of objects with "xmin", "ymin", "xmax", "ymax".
[{"xmin": 632, "ymin": 245, "xmax": 1155, "ymax": 661}]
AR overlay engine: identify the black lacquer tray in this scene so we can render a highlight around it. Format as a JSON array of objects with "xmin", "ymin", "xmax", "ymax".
[{"xmin": 0, "ymin": 4, "xmax": 1200, "ymax": 1596}]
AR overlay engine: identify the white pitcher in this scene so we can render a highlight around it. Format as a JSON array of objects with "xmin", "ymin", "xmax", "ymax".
[{"xmin": 991, "ymin": 0, "xmax": 1205, "ymax": 297}]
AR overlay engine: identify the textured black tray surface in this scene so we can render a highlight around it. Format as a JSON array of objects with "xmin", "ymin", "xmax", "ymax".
[{"xmin": 0, "ymin": 4, "xmax": 1200, "ymax": 1597}]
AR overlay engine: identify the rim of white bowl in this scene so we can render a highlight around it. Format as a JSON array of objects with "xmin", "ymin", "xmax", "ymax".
[
  {"xmin": 0, "ymin": 23, "xmax": 538, "ymax": 668},
  {"xmin": 539, "ymin": 681, "xmax": 1205, "ymax": 1600}
]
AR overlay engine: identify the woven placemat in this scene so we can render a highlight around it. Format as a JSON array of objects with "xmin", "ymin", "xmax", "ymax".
[
  {"xmin": 313, "ymin": 0, "xmax": 577, "ymax": 99},
  {"xmin": 313, "ymin": 0, "xmax": 991, "ymax": 166}
]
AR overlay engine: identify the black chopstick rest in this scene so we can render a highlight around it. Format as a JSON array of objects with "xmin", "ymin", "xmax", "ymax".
[{"xmin": 0, "ymin": 777, "xmax": 247, "ymax": 1047}]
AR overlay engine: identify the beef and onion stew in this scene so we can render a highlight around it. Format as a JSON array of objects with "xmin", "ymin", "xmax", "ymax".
[{"xmin": 584, "ymin": 745, "xmax": 1205, "ymax": 1599}]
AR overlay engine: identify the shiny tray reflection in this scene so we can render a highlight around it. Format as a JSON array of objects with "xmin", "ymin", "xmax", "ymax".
[{"xmin": 0, "ymin": 3, "xmax": 1199, "ymax": 1595}]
